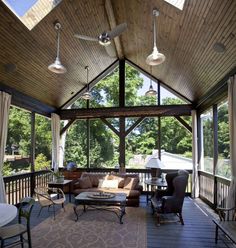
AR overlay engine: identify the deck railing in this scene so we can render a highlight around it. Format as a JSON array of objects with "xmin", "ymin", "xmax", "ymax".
[
  {"xmin": 199, "ymin": 170, "xmax": 231, "ymax": 209},
  {"xmin": 3, "ymin": 170, "xmax": 52, "ymax": 205},
  {"xmin": 3, "ymin": 168, "xmax": 193, "ymax": 205}
]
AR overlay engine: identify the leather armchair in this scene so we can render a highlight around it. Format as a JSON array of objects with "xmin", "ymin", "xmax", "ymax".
[{"xmin": 151, "ymin": 170, "xmax": 189, "ymax": 225}]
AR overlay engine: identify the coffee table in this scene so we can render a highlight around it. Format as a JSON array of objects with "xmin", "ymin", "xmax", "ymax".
[{"xmin": 74, "ymin": 192, "xmax": 126, "ymax": 224}]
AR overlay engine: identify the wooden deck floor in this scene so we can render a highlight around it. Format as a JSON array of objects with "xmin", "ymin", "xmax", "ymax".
[{"xmin": 10, "ymin": 195, "xmax": 236, "ymax": 248}]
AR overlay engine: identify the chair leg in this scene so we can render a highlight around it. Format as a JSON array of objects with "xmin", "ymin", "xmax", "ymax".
[
  {"xmin": 53, "ymin": 204, "xmax": 56, "ymax": 220},
  {"xmin": 62, "ymin": 203, "xmax": 65, "ymax": 212},
  {"xmin": 20, "ymin": 234, "xmax": 24, "ymax": 248},
  {"xmin": 156, "ymin": 213, "xmax": 161, "ymax": 226},
  {"xmin": 1, "ymin": 239, "xmax": 4, "ymax": 248},
  {"xmin": 28, "ymin": 229, "xmax": 32, "ymax": 248},
  {"xmin": 151, "ymin": 202, "xmax": 155, "ymax": 215},
  {"xmin": 179, "ymin": 212, "xmax": 184, "ymax": 225},
  {"xmin": 215, "ymin": 225, "xmax": 218, "ymax": 243}
]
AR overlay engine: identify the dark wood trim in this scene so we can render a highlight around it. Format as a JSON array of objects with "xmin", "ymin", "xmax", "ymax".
[
  {"xmin": 101, "ymin": 118, "xmax": 119, "ymax": 136},
  {"xmin": 60, "ymin": 60, "xmax": 119, "ymax": 110},
  {"xmin": 125, "ymin": 117, "xmax": 145, "ymax": 136},
  {"xmin": 0, "ymin": 83, "xmax": 55, "ymax": 117},
  {"xmin": 60, "ymin": 119, "xmax": 76, "ymax": 136},
  {"xmin": 59, "ymin": 104, "xmax": 192, "ymax": 120},
  {"xmin": 174, "ymin": 116, "xmax": 192, "ymax": 133},
  {"xmin": 125, "ymin": 58, "xmax": 193, "ymax": 104}
]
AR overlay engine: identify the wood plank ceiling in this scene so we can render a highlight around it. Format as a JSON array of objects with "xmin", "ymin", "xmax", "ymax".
[{"xmin": 0, "ymin": 0, "xmax": 235, "ymax": 109}]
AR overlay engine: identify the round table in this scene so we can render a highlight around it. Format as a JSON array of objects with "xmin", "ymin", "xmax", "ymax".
[
  {"xmin": 144, "ymin": 178, "xmax": 168, "ymax": 203},
  {"xmin": 0, "ymin": 203, "xmax": 17, "ymax": 227}
]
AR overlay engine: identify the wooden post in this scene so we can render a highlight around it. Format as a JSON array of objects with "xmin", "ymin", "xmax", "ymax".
[
  {"xmin": 30, "ymin": 111, "xmax": 36, "ymax": 196},
  {"xmin": 213, "ymin": 104, "xmax": 218, "ymax": 209},
  {"xmin": 119, "ymin": 117, "xmax": 126, "ymax": 167},
  {"xmin": 119, "ymin": 59, "xmax": 125, "ymax": 167},
  {"xmin": 86, "ymin": 100, "xmax": 90, "ymax": 168}
]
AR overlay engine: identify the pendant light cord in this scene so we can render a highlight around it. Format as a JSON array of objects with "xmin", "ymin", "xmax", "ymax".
[
  {"xmin": 153, "ymin": 14, "xmax": 157, "ymax": 48},
  {"xmin": 56, "ymin": 29, "xmax": 60, "ymax": 59}
]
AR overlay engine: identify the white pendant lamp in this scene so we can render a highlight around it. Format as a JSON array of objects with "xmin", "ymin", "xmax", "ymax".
[
  {"xmin": 82, "ymin": 66, "xmax": 92, "ymax": 100},
  {"xmin": 146, "ymin": 9, "xmax": 165, "ymax": 66},
  {"xmin": 48, "ymin": 22, "xmax": 67, "ymax": 74}
]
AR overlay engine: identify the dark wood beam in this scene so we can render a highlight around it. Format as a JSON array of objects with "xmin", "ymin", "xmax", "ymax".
[
  {"xmin": 125, "ymin": 117, "xmax": 145, "ymax": 136},
  {"xmin": 59, "ymin": 105, "xmax": 192, "ymax": 120},
  {"xmin": 60, "ymin": 119, "xmax": 76, "ymax": 136},
  {"xmin": 174, "ymin": 116, "xmax": 192, "ymax": 133},
  {"xmin": 60, "ymin": 60, "xmax": 119, "ymax": 110},
  {"xmin": 0, "ymin": 82, "xmax": 56, "ymax": 117},
  {"xmin": 105, "ymin": 0, "xmax": 124, "ymax": 59},
  {"xmin": 101, "ymin": 118, "xmax": 119, "ymax": 136}
]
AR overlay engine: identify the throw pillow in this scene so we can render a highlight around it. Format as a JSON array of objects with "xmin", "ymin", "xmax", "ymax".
[
  {"xmin": 98, "ymin": 179, "xmax": 119, "ymax": 189},
  {"xmin": 112, "ymin": 176, "xmax": 125, "ymax": 188},
  {"xmin": 124, "ymin": 177, "xmax": 139, "ymax": 190},
  {"xmin": 78, "ymin": 177, "xmax": 92, "ymax": 189}
]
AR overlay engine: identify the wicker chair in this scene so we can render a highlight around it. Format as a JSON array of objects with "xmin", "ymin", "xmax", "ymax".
[
  {"xmin": 34, "ymin": 187, "xmax": 66, "ymax": 219},
  {"xmin": 0, "ymin": 197, "xmax": 35, "ymax": 248}
]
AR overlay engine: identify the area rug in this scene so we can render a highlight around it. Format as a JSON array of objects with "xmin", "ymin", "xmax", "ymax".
[{"xmin": 31, "ymin": 204, "xmax": 147, "ymax": 248}]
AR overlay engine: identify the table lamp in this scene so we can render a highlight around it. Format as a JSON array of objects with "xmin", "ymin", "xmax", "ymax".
[{"xmin": 145, "ymin": 157, "xmax": 163, "ymax": 179}]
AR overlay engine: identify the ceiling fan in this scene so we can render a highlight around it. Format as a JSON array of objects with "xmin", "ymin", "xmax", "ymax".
[{"xmin": 74, "ymin": 23, "xmax": 127, "ymax": 56}]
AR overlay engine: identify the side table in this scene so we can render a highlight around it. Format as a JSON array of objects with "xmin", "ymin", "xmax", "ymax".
[
  {"xmin": 48, "ymin": 179, "xmax": 73, "ymax": 202},
  {"xmin": 144, "ymin": 178, "xmax": 167, "ymax": 204}
]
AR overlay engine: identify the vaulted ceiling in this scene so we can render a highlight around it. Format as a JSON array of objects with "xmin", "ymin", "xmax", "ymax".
[{"xmin": 0, "ymin": 0, "xmax": 235, "ymax": 110}]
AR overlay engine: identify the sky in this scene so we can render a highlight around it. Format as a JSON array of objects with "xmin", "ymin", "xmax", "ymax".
[{"xmin": 4, "ymin": 0, "xmax": 37, "ymax": 17}]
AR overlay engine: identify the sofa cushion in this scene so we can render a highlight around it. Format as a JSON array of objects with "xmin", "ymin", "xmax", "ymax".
[
  {"xmin": 81, "ymin": 173, "xmax": 106, "ymax": 187},
  {"xmin": 98, "ymin": 179, "xmax": 119, "ymax": 189},
  {"xmin": 124, "ymin": 177, "xmax": 139, "ymax": 190},
  {"xmin": 77, "ymin": 176, "xmax": 92, "ymax": 189}
]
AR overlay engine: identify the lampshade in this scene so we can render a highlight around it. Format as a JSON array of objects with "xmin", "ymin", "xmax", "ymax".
[
  {"xmin": 145, "ymin": 157, "xmax": 163, "ymax": 178},
  {"xmin": 48, "ymin": 57, "xmax": 67, "ymax": 74},
  {"xmin": 145, "ymin": 157, "xmax": 162, "ymax": 168},
  {"xmin": 145, "ymin": 82, "xmax": 157, "ymax": 96},
  {"xmin": 146, "ymin": 47, "xmax": 166, "ymax": 66},
  {"xmin": 81, "ymin": 91, "xmax": 92, "ymax": 100},
  {"xmin": 48, "ymin": 22, "xmax": 67, "ymax": 74},
  {"xmin": 146, "ymin": 9, "xmax": 165, "ymax": 66}
]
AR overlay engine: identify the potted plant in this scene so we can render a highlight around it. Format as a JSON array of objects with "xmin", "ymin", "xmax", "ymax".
[{"xmin": 48, "ymin": 169, "xmax": 64, "ymax": 183}]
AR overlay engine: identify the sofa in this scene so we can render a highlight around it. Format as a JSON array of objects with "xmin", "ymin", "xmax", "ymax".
[{"xmin": 73, "ymin": 172, "xmax": 143, "ymax": 207}]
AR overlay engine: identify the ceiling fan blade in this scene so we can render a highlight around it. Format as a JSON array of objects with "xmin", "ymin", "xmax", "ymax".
[
  {"xmin": 108, "ymin": 23, "xmax": 127, "ymax": 39},
  {"xmin": 74, "ymin": 34, "xmax": 98, "ymax": 42},
  {"xmin": 104, "ymin": 41, "xmax": 117, "ymax": 58}
]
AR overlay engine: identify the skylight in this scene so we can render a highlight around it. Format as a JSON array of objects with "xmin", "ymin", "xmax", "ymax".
[
  {"xmin": 164, "ymin": 0, "xmax": 186, "ymax": 10},
  {"xmin": 2, "ymin": 0, "xmax": 62, "ymax": 30}
]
